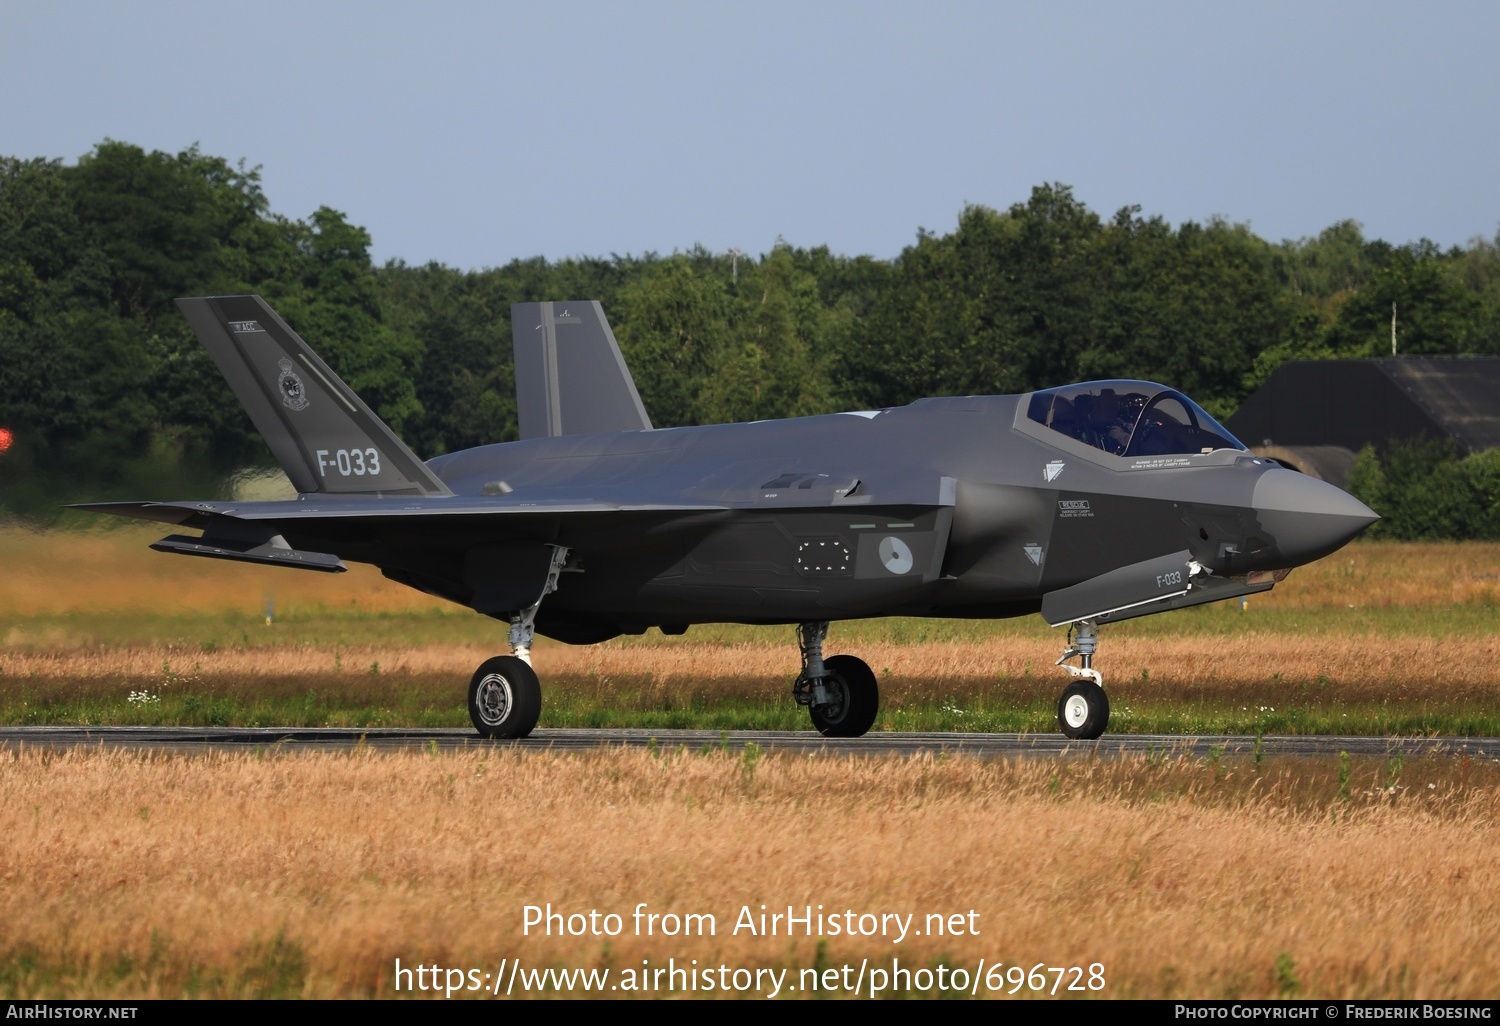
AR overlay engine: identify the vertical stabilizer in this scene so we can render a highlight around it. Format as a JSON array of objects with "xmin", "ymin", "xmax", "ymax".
[
  {"xmin": 511, "ymin": 301, "xmax": 653, "ymax": 440},
  {"xmin": 177, "ymin": 296, "xmax": 452, "ymax": 497}
]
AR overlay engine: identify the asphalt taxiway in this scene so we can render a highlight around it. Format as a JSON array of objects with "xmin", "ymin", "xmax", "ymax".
[{"xmin": 0, "ymin": 726, "xmax": 1493, "ymax": 760}]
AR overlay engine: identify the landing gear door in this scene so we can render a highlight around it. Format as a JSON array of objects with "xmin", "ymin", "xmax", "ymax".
[{"xmin": 464, "ymin": 542, "xmax": 557, "ymax": 616}]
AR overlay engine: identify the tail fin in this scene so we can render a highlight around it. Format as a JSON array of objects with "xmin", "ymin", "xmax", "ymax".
[
  {"xmin": 510, "ymin": 301, "xmax": 652, "ymax": 440},
  {"xmin": 177, "ymin": 296, "xmax": 452, "ymax": 497}
]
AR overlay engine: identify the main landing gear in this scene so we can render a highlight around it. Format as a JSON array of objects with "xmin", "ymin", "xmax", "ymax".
[
  {"xmin": 792, "ymin": 621, "xmax": 879, "ymax": 737},
  {"xmin": 467, "ymin": 546, "xmax": 569, "ymax": 739},
  {"xmin": 1055, "ymin": 619, "xmax": 1110, "ymax": 740}
]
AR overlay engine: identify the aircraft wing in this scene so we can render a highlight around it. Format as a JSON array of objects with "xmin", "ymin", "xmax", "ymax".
[
  {"xmin": 71, "ymin": 469, "xmax": 956, "ymax": 580},
  {"xmin": 73, "ymin": 464, "xmax": 954, "ymax": 530},
  {"xmin": 71, "ymin": 495, "xmax": 729, "ymax": 526},
  {"xmin": 69, "ymin": 493, "xmax": 734, "ymax": 578}
]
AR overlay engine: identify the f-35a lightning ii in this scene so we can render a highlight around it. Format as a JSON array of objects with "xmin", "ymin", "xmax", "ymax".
[{"xmin": 77, "ymin": 297, "xmax": 1379, "ymax": 741}]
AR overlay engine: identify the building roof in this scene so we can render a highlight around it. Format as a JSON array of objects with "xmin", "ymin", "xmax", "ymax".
[
  {"xmin": 1378, "ymin": 357, "xmax": 1500, "ymax": 454},
  {"xmin": 1226, "ymin": 356, "xmax": 1500, "ymax": 457}
]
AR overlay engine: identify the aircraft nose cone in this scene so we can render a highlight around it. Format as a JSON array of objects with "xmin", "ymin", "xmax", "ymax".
[{"xmin": 1252, "ymin": 469, "xmax": 1379, "ymax": 567}]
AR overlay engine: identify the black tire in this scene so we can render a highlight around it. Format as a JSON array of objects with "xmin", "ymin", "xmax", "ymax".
[
  {"xmin": 468, "ymin": 655, "xmax": 542, "ymax": 739},
  {"xmin": 808, "ymin": 654, "xmax": 879, "ymax": 738},
  {"xmin": 1057, "ymin": 679, "xmax": 1110, "ymax": 740}
]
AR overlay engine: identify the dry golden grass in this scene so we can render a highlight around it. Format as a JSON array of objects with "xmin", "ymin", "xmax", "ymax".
[
  {"xmin": 5, "ymin": 633, "xmax": 1498, "ymax": 704},
  {"xmin": 1, "ymin": 746, "xmax": 1497, "ymax": 999},
  {"xmin": 1252, "ymin": 540, "xmax": 1500, "ymax": 610}
]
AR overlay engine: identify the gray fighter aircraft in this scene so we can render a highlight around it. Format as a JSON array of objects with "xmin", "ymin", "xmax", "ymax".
[{"xmin": 77, "ymin": 297, "xmax": 1379, "ymax": 741}]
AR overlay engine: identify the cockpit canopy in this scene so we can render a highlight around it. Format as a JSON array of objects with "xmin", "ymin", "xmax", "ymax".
[{"xmin": 1026, "ymin": 381, "xmax": 1245, "ymax": 458}]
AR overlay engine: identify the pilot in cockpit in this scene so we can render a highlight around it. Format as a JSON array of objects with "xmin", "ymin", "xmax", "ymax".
[
  {"xmin": 1028, "ymin": 381, "xmax": 1244, "ymax": 459},
  {"xmin": 1085, "ymin": 390, "xmax": 1134, "ymax": 455}
]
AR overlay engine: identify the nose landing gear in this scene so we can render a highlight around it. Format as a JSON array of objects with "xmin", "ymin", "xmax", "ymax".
[{"xmin": 1055, "ymin": 619, "xmax": 1109, "ymax": 740}]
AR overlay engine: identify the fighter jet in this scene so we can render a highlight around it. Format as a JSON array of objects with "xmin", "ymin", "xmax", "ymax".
[{"xmin": 76, "ymin": 297, "xmax": 1379, "ymax": 741}]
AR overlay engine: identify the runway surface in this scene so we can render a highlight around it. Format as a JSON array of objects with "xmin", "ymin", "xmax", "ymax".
[{"xmin": 1, "ymin": 725, "xmax": 1496, "ymax": 760}]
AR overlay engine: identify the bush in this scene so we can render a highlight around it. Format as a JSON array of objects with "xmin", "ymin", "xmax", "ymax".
[{"xmin": 1349, "ymin": 441, "xmax": 1500, "ymax": 539}]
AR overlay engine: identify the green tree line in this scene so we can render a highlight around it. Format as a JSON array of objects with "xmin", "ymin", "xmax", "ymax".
[
  {"xmin": 3, "ymin": 140, "xmax": 1499, "ymax": 521},
  {"xmin": 1348, "ymin": 441, "xmax": 1500, "ymax": 540}
]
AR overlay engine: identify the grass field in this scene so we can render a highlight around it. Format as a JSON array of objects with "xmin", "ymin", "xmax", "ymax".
[
  {"xmin": 1, "ymin": 526, "xmax": 1497, "ymax": 734},
  {"xmin": 2, "ymin": 745, "xmax": 1498, "ymax": 999}
]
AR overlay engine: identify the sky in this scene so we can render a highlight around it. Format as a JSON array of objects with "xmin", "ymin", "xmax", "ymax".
[{"xmin": 4, "ymin": 1, "xmax": 1498, "ymax": 271}]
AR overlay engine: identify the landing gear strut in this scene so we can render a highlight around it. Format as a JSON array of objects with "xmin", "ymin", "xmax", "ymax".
[
  {"xmin": 468, "ymin": 545, "xmax": 569, "ymax": 739},
  {"xmin": 1055, "ymin": 619, "xmax": 1109, "ymax": 740},
  {"xmin": 792, "ymin": 621, "xmax": 879, "ymax": 737}
]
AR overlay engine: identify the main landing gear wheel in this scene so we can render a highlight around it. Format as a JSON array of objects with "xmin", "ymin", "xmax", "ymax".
[
  {"xmin": 468, "ymin": 655, "xmax": 541, "ymax": 739},
  {"xmin": 466, "ymin": 544, "xmax": 569, "ymax": 740},
  {"xmin": 1057, "ymin": 679, "xmax": 1109, "ymax": 740},
  {"xmin": 808, "ymin": 654, "xmax": 879, "ymax": 738}
]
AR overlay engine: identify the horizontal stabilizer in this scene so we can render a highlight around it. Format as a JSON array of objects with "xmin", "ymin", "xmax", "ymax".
[
  {"xmin": 150, "ymin": 533, "xmax": 346, "ymax": 573},
  {"xmin": 177, "ymin": 295, "xmax": 452, "ymax": 497},
  {"xmin": 512, "ymin": 301, "xmax": 652, "ymax": 439}
]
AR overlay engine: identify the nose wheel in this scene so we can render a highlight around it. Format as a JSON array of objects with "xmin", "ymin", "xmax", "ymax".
[
  {"xmin": 1055, "ymin": 619, "xmax": 1110, "ymax": 740},
  {"xmin": 1058, "ymin": 679, "xmax": 1110, "ymax": 740}
]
